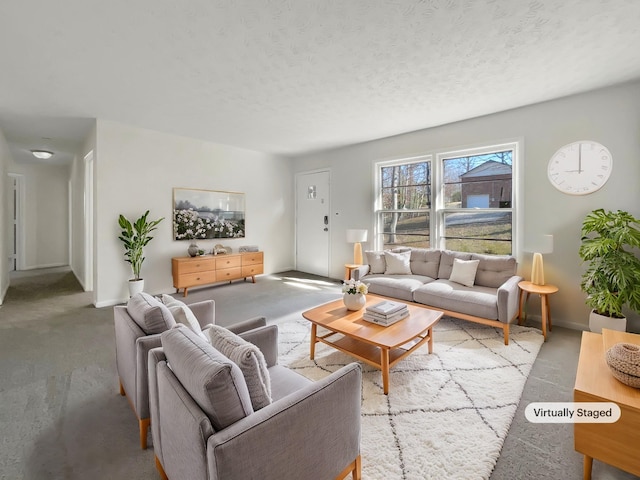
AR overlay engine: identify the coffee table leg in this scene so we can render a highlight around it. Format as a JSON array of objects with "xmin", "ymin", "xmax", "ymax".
[
  {"xmin": 310, "ymin": 324, "xmax": 317, "ymax": 360},
  {"xmin": 428, "ymin": 327, "xmax": 434, "ymax": 354},
  {"xmin": 381, "ymin": 348, "xmax": 390, "ymax": 395},
  {"xmin": 583, "ymin": 455, "xmax": 593, "ymax": 480}
]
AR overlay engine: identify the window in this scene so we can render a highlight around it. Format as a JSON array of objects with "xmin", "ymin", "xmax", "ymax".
[
  {"xmin": 440, "ymin": 148, "xmax": 513, "ymax": 255},
  {"xmin": 376, "ymin": 142, "xmax": 518, "ymax": 255},
  {"xmin": 376, "ymin": 157, "xmax": 432, "ymax": 250}
]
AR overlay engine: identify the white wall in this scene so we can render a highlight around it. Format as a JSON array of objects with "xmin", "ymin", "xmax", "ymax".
[
  {"xmin": 94, "ymin": 120, "xmax": 294, "ymax": 307},
  {"xmin": 291, "ymin": 81, "xmax": 640, "ymax": 332},
  {"xmin": 0, "ymin": 128, "xmax": 10, "ymax": 304}
]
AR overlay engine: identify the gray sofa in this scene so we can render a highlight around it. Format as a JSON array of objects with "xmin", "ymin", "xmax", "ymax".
[
  {"xmin": 148, "ymin": 324, "xmax": 362, "ymax": 480},
  {"xmin": 353, "ymin": 248, "xmax": 522, "ymax": 344}
]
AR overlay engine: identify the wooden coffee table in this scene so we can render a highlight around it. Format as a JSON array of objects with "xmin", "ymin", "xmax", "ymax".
[{"xmin": 302, "ymin": 294, "xmax": 443, "ymax": 394}]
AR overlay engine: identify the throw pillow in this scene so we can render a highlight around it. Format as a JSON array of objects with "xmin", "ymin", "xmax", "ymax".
[
  {"xmin": 449, "ymin": 258, "xmax": 480, "ymax": 287},
  {"xmin": 208, "ymin": 325, "xmax": 272, "ymax": 411},
  {"xmin": 126, "ymin": 292, "xmax": 176, "ymax": 334},
  {"xmin": 384, "ymin": 250, "xmax": 412, "ymax": 275},
  {"xmin": 161, "ymin": 294, "xmax": 208, "ymax": 341},
  {"xmin": 365, "ymin": 251, "xmax": 386, "ymax": 274}
]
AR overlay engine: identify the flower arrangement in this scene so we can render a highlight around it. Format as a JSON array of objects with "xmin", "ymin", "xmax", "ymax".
[{"xmin": 342, "ymin": 279, "xmax": 369, "ymax": 295}]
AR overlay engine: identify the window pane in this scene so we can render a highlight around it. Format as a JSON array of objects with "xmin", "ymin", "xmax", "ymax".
[
  {"xmin": 443, "ymin": 211, "xmax": 512, "ymax": 255},
  {"xmin": 381, "ymin": 184, "xmax": 431, "ymax": 209},
  {"xmin": 379, "ymin": 211, "xmax": 430, "ymax": 249},
  {"xmin": 443, "ymin": 151, "xmax": 512, "ymax": 209}
]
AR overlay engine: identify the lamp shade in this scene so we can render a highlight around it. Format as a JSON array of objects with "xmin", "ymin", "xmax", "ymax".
[
  {"xmin": 524, "ymin": 234, "xmax": 553, "ymax": 254},
  {"xmin": 346, "ymin": 229, "xmax": 368, "ymax": 243}
]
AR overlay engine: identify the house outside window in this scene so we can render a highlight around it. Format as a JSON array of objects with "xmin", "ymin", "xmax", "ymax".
[{"xmin": 376, "ymin": 142, "xmax": 518, "ymax": 256}]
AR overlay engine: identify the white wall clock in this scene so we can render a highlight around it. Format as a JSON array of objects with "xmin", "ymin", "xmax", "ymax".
[{"xmin": 547, "ymin": 141, "xmax": 612, "ymax": 195}]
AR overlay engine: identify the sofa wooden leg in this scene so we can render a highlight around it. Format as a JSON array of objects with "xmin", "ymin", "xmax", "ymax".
[
  {"xmin": 139, "ymin": 418, "xmax": 150, "ymax": 449},
  {"xmin": 155, "ymin": 455, "xmax": 168, "ymax": 480},
  {"xmin": 119, "ymin": 379, "xmax": 125, "ymax": 396}
]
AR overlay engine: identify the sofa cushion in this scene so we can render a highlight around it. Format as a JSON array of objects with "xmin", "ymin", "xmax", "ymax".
[
  {"xmin": 384, "ymin": 250, "xmax": 412, "ymax": 275},
  {"xmin": 409, "ymin": 248, "xmax": 441, "ymax": 278},
  {"xmin": 365, "ymin": 251, "xmax": 386, "ymax": 274},
  {"xmin": 449, "ymin": 258, "xmax": 480, "ymax": 287},
  {"xmin": 268, "ymin": 365, "xmax": 312, "ymax": 401},
  {"xmin": 127, "ymin": 292, "xmax": 176, "ymax": 334},
  {"xmin": 208, "ymin": 325, "xmax": 272, "ymax": 411},
  {"xmin": 161, "ymin": 294, "xmax": 208, "ymax": 341},
  {"xmin": 363, "ymin": 274, "xmax": 433, "ymax": 302},
  {"xmin": 161, "ymin": 326, "xmax": 254, "ymax": 431},
  {"xmin": 471, "ymin": 253, "xmax": 518, "ymax": 288},
  {"xmin": 437, "ymin": 250, "xmax": 473, "ymax": 280},
  {"xmin": 413, "ymin": 280, "xmax": 499, "ymax": 320}
]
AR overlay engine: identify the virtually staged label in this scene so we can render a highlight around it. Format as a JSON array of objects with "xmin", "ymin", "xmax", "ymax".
[{"xmin": 525, "ymin": 402, "xmax": 621, "ymax": 423}]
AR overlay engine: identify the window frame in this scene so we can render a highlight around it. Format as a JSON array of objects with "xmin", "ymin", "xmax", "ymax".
[{"xmin": 374, "ymin": 139, "xmax": 523, "ymax": 258}]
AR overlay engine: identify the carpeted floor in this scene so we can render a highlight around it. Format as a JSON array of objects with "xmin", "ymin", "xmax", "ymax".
[{"xmin": 0, "ymin": 268, "xmax": 637, "ymax": 479}]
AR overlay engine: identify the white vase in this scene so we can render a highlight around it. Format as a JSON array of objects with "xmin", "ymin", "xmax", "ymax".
[
  {"xmin": 128, "ymin": 279, "xmax": 144, "ymax": 297},
  {"xmin": 588, "ymin": 310, "xmax": 627, "ymax": 333},
  {"xmin": 343, "ymin": 293, "xmax": 366, "ymax": 311}
]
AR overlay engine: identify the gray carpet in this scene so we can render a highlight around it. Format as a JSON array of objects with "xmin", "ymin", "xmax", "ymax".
[{"xmin": 0, "ymin": 268, "xmax": 637, "ymax": 480}]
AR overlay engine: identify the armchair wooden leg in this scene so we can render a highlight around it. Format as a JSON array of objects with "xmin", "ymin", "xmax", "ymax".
[
  {"xmin": 336, "ymin": 455, "xmax": 361, "ymax": 480},
  {"xmin": 155, "ymin": 456, "xmax": 169, "ymax": 480},
  {"xmin": 139, "ymin": 418, "xmax": 150, "ymax": 449},
  {"xmin": 119, "ymin": 379, "xmax": 125, "ymax": 396}
]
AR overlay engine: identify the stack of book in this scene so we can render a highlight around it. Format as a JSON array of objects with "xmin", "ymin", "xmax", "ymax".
[{"xmin": 363, "ymin": 300, "xmax": 409, "ymax": 326}]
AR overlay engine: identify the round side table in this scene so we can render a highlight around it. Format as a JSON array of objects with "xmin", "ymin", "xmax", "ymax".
[
  {"xmin": 518, "ymin": 280, "xmax": 559, "ymax": 341},
  {"xmin": 344, "ymin": 264, "xmax": 361, "ymax": 281}
]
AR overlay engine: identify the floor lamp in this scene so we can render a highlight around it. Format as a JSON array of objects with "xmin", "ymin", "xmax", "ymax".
[
  {"xmin": 346, "ymin": 229, "xmax": 368, "ymax": 265},
  {"xmin": 528, "ymin": 234, "xmax": 554, "ymax": 286}
]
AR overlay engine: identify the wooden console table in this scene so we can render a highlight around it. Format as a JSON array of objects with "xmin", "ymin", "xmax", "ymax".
[
  {"xmin": 574, "ymin": 330, "xmax": 640, "ymax": 479},
  {"xmin": 172, "ymin": 251, "xmax": 263, "ymax": 297}
]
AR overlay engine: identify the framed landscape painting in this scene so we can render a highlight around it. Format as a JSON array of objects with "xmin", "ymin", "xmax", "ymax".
[{"xmin": 173, "ymin": 188, "xmax": 245, "ymax": 240}]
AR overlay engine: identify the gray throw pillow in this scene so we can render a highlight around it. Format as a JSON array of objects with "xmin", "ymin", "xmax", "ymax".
[
  {"xmin": 126, "ymin": 292, "xmax": 175, "ymax": 334},
  {"xmin": 365, "ymin": 251, "xmax": 386, "ymax": 274},
  {"xmin": 208, "ymin": 325, "xmax": 272, "ymax": 410}
]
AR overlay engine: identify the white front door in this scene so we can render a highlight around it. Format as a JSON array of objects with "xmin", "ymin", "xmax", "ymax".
[{"xmin": 295, "ymin": 170, "xmax": 330, "ymax": 277}]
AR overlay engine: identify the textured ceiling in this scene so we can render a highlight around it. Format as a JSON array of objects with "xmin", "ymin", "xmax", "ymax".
[{"xmin": 1, "ymin": 0, "xmax": 639, "ymax": 163}]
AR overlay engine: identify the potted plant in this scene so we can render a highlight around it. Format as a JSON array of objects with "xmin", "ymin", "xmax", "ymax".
[
  {"xmin": 579, "ymin": 208, "xmax": 640, "ymax": 332},
  {"xmin": 118, "ymin": 210, "xmax": 164, "ymax": 295}
]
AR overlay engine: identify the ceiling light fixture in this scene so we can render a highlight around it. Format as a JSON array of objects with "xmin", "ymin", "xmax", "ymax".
[{"xmin": 30, "ymin": 150, "xmax": 54, "ymax": 159}]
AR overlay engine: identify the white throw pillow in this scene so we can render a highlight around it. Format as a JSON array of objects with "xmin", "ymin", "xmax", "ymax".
[
  {"xmin": 208, "ymin": 325, "xmax": 272, "ymax": 410},
  {"xmin": 161, "ymin": 294, "xmax": 208, "ymax": 341},
  {"xmin": 384, "ymin": 250, "xmax": 412, "ymax": 275},
  {"xmin": 449, "ymin": 258, "xmax": 480, "ymax": 287}
]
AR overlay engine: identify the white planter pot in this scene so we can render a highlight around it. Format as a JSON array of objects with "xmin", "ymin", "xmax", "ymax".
[
  {"xmin": 588, "ymin": 310, "xmax": 627, "ymax": 333},
  {"xmin": 343, "ymin": 293, "xmax": 366, "ymax": 311},
  {"xmin": 128, "ymin": 279, "xmax": 144, "ymax": 297}
]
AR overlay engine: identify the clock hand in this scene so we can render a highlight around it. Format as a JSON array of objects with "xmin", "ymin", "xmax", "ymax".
[{"xmin": 578, "ymin": 144, "xmax": 582, "ymax": 174}]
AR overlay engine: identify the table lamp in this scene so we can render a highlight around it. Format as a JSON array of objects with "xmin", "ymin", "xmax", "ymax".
[
  {"xmin": 528, "ymin": 234, "xmax": 553, "ymax": 286},
  {"xmin": 346, "ymin": 229, "xmax": 368, "ymax": 265}
]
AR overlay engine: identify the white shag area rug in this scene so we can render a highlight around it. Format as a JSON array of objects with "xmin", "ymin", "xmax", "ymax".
[{"xmin": 278, "ymin": 317, "xmax": 544, "ymax": 480}]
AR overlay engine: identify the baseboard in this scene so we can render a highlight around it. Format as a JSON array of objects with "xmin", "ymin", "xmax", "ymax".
[
  {"xmin": 520, "ymin": 314, "xmax": 588, "ymax": 332},
  {"xmin": 21, "ymin": 262, "xmax": 69, "ymax": 271}
]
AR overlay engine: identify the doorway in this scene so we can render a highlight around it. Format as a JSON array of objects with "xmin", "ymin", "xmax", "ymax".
[
  {"xmin": 295, "ymin": 170, "xmax": 330, "ymax": 277},
  {"xmin": 7, "ymin": 173, "xmax": 24, "ymax": 272}
]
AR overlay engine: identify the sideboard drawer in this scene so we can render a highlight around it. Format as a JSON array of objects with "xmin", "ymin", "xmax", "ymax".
[
  {"xmin": 242, "ymin": 252, "xmax": 264, "ymax": 265},
  {"xmin": 242, "ymin": 264, "xmax": 264, "ymax": 277},
  {"xmin": 215, "ymin": 256, "xmax": 241, "ymax": 269},
  {"xmin": 216, "ymin": 267, "xmax": 242, "ymax": 281},
  {"xmin": 177, "ymin": 271, "xmax": 217, "ymax": 287},
  {"xmin": 177, "ymin": 257, "xmax": 217, "ymax": 275}
]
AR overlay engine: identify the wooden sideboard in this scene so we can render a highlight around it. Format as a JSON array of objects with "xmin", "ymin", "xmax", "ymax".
[
  {"xmin": 574, "ymin": 329, "xmax": 640, "ymax": 480},
  {"xmin": 172, "ymin": 251, "xmax": 263, "ymax": 297}
]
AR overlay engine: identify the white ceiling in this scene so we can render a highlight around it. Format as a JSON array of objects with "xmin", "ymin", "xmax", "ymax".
[{"xmin": 1, "ymin": 0, "xmax": 640, "ymax": 164}]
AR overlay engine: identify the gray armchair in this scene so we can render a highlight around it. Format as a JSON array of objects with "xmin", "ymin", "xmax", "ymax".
[
  {"xmin": 114, "ymin": 293, "xmax": 266, "ymax": 449},
  {"xmin": 148, "ymin": 324, "xmax": 362, "ymax": 480}
]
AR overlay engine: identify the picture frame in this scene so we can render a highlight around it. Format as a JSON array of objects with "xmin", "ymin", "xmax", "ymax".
[{"xmin": 173, "ymin": 188, "xmax": 245, "ymax": 240}]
